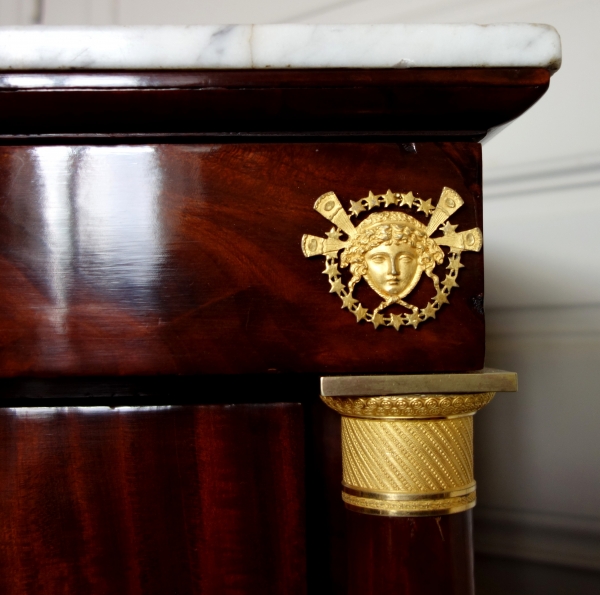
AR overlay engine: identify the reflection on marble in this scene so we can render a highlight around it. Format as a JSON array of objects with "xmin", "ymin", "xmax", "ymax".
[{"xmin": 0, "ymin": 24, "xmax": 561, "ymax": 71}]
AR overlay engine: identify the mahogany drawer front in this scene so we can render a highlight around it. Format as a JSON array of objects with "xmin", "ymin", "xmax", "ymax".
[
  {"xmin": 0, "ymin": 403, "xmax": 306, "ymax": 595},
  {"xmin": 0, "ymin": 142, "xmax": 483, "ymax": 376}
]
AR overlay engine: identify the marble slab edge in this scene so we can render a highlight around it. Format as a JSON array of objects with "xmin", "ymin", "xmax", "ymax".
[
  {"xmin": 0, "ymin": 24, "xmax": 561, "ymax": 72},
  {"xmin": 321, "ymin": 368, "xmax": 518, "ymax": 397}
]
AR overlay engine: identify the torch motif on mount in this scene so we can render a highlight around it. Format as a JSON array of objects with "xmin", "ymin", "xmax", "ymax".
[{"xmin": 302, "ymin": 187, "xmax": 483, "ymax": 330}]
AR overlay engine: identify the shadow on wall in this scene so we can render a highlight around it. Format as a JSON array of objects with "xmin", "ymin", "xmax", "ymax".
[
  {"xmin": 476, "ymin": 143, "xmax": 600, "ymax": 573},
  {"xmin": 474, "ymin": 305, "xmax": 600, "ymax": 572},
  {"xmin": 475, "ymin": 553, "xmax": 600, "ymax": 595}
]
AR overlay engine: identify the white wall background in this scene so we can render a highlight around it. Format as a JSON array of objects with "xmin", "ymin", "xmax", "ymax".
[{"xmin": 2, "ymin": 0, "xmax": 599, "ymax": 571}]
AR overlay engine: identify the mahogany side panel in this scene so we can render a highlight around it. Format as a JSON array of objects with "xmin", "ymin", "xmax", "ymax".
[
  {"xmin": 0, "ymin": 403, "xmax": 306, "ymax": 595},
  {"xmin": 0, "ymin": 68, "xmax": 550, "ymax": 138},
  {"xmin": 0, "ymin": 142, "xmax": 484, "ymax": 376},
  {"xmin": 347, "ymin": 511, "xmax": 475, "ymax": 595},
  {"xmin": 305, "ymin": 395, "xmax": 347, "ymax": 594}
]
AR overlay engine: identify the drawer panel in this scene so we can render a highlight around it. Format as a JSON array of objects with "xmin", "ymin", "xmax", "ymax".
[
  {"xmin": 0, "ymin": 403, "xmax": 306, "ymax": 595},
  {"xmin": 0, "ymin": 142, "xmax": 483, "ymax": 375}
]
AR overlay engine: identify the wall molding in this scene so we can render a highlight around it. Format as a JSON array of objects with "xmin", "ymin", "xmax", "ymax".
[
  {"xmin": 486, "ymin": 304, "xmax": 600, "ymax": 338},
  {"xmin": 475, "ymin": 506, "xmax": 600, "ymax": 571},
  {"xmin": 484, "ymin": 152, "xmax": 600, "ymax": 200}
]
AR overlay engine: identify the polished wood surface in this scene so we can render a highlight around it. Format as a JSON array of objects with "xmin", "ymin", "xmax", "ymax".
[
  {"xmin": 0, "ymin": 68, "xmax": 549, "ymax": 139},
  {"xmin": 0, "ymin": 403, "xmax": 306, "ymax": 595},
  {"xmin": 0, "ymin": 66, "xmax": 510, "ymax": 592},
  {"xmin": 0, "ymin": 142, "xmax": 484, "ymax": 377},
  {"xmin": 0, "ymin": 374, "xmax": 319, "ymax": 402},
  {"xmin": 347, "ymin": 511, "xmax": 475, "ymax": 595},
  {"xmin": 307, "ymin": 398, "xmax": 476, "ymax": 595},
  {"xmin": 305, "ymin": 396, "xmax": 347, "ymax": 594}
]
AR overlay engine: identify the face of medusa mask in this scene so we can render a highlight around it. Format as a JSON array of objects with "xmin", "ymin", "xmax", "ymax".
[{"xmin": 340, "ymin": 212, "xmax": 444, "ymax": 313}]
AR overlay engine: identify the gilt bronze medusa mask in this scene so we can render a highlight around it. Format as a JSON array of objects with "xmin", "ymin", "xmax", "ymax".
[{"xmin": 302, "ymin": 187, "xmax": 482, "ymax": 330}]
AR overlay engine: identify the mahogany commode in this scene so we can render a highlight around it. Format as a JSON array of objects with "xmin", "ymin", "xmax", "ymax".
[{"xmin": 0, "ymin": 24, "xmax": 561, "ymax": 595}]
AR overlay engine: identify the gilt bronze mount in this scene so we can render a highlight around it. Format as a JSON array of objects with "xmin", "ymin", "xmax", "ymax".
[
  {"xmin": 302, "ymin": 187, "xmax": 482, "ymax": 330},
  {"xmin": 321, "ymin": 369, "xmax": 517, "ymax": 517}
]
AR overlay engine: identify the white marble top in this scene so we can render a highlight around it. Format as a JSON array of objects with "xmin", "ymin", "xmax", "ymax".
[{"xmin": 0, "ymin": 24, "xmax": 561, "ymax": 71}]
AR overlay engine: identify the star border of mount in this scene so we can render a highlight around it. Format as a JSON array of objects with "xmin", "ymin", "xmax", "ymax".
[{"xmin": 301, "ymin": 187, "xmax": 482, "ymax": 330}]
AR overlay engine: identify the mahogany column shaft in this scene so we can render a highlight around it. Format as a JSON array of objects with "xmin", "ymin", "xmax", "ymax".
[{"xmin": 347, "ymin": 511, "xmax": 474, "ymax": 595}]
